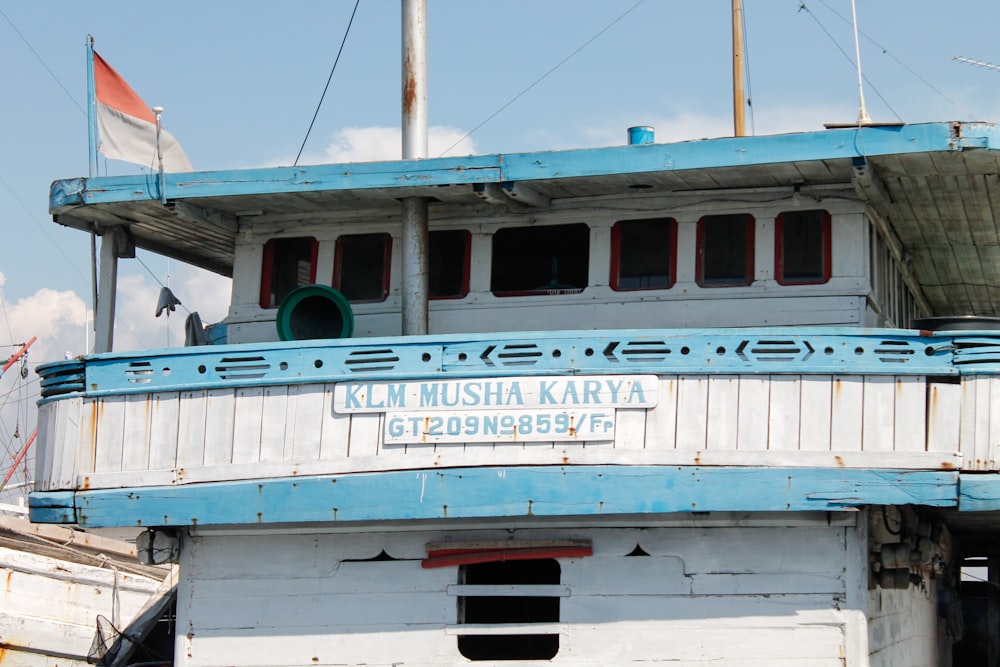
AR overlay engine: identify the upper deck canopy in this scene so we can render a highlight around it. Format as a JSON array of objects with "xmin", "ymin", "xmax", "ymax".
[{"xmin": 50, "ymin": 121, "xmax": 1000, "ymax": 317}]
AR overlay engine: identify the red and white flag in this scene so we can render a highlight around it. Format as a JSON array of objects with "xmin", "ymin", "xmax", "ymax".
[{"xmin": 93, "ymin": 52, "xmax": 193, "ymax": 172}]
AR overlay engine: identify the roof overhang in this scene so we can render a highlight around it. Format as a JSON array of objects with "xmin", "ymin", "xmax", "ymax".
[{"xmin": 50, "ymin": 121, "xmax": 1000, "ymax": 315}]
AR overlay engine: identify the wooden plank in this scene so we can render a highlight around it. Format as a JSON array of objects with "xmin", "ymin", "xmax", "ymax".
[
  {"xmin": 347, "ymin": 413, "xmax": 382, "ymax": 458},
  {"xmin": 768, "ymin": 376, "xmax": 801, "ymax": 451},
  {"xmin": 177, "ymin": 390, "xmax": 209, "ymax": 469},
  {"xmin": 960, "ymin": 377, "xmax": 986, "ymax": 469},
  {"xmin": 320, "ymin": 384, "xmax": 350, "ymax": 460},
  {"xmin": 232, "ymin": 387, "xmax": 265, "ymax": 464},
  {"xmin": 893, "ymin": 377, "xmax": 926, "ymax": 453},
  {"xmin": 706, "ymin": 375, "xmax": 739, "ymax": 450},
  {"xmin": 94, "ymin": 396, "xmax": 126, "ymax": 474},
  {"xmin": 644, "ymin": 376, "xmax": 678, "ymax": 451},
  {"xmin": 831, "ymin": 376, "xmax": 863, "ymax": 451},
  {"xmin": 148, "ymin": 392, "xmax": 180, "ymax": 470},
  {"xmin": 737, "ymin": 376, "xmax": 770, "ymax": 451},
  {"xmin": 613, "ymin": 408, "xmax": 646, "ymax": 449},
  {"xmin": 258, "ymin": 386, "xmax": 289, "ymax": 463},
  {"xmin": 862, "ymin": 376, "xmax": 895, "ymax": 452},
  {"xmin": 974, "ymin": 376, "xmax": 994, "ymax": 469},
  {"xmin": 202, "ymin": 389, "xmax": 236, "ymax": 466},
  {"xmin": 120, "ymin": 394, "xmax": 152, "ymax": 472},
  {"xmin": 290, "ymin": 384, "xmax": 325, "ymax": 461},
  {"xmin": 927, "ymin": 380, "xmax": 962, "ymax": 455},
  {"xmin": 675, "ymin": 375, "xmax": 708, "ymax": 450},
  {"xmin": 799, "ymin": 376, "xmax": 832, "ymax": 451}
]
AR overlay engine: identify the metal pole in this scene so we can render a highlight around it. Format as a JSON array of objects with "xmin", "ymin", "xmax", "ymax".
[
  {"xmin": 401, "ymin": 0, "xmax": 429, "ymax": 335},
  {"xmin": 732, "ymin": 0, "xmax": 745, "ymax": 137}
]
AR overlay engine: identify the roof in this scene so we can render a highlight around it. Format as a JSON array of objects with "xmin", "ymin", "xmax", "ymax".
[{"xmin": 50, "ymin": 121, "xmax": 1000, "ymax": 316}]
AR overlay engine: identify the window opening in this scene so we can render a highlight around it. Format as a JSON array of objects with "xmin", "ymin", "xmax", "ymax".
[
  {"xmin": 611, "ymin": 218, "xmax": 676, "ymax": 290},
  {"xmin": 697, "ymin": 213, "xmax": 754, "ymax": 287},
  {"xmin": 259, "ymin": 237, "xmax": 318, "ymax": 308},
  {"xmin": 333, "ymin": 233, "xmax": 392, "ymax": 302},
  {"xmin": 776, "ymin": 209, "xmax": 831, "ymax": 285},
  {"xmin": 430, "ymin": 230, "xmax": 471, "ymax": 299},
  {"xmin": 458, "ymin": 559, "xmax": 561, "ymax": 661},
  {"xmin": 491, "ymin": 223, "xmax": 589, "ymax": 296}
]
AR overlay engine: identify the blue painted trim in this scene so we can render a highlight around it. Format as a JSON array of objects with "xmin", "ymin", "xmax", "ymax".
[
  {"xmin": 50, "ymin": 122, "xmax": 997, "ymax": 211},
  {"xmin": 958, "ymin": 474, "xmax": 1000, "ymax": 512},
  {"xmin": 38, "ymin": 328, "xmax": 976, "ymax": 401},
  {"xmin": 29, "ymin": 466, "xmax": 958, "ymax": 528}
]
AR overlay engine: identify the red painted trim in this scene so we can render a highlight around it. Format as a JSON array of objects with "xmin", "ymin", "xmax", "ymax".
[
  {"xmin": 309, "ymin": 238, "xmax": 319, "ymax": 284},
  {"xmin": 610, "ymin": 218, "xmax": 677, "ymax": 291},
  {"xmin": 422, "ymin": 545, "xmax": 593, "ymax": 569},
  {"xmin": 775, "ymin": 209, "xmax": 831, "ymax": 285},
  {"xmin": 259, "ymin": 240, "xmax": 276, "ymax": 308},
  {"xmin": 696, "ymin": 214, "xmax": 755, "ymax": 287},
  {"xmin": 332, "ymin": 233, "xmax": 392, "ymax": 303},
  {"xmin": 430, "ymin": 230, "xmax": 471, "ymax": 300}
]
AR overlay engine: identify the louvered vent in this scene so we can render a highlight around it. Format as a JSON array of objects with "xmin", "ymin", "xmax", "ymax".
[
  {"xmin": 874, "ymin": 340, "xmax": 916, "ymax": 363},
  {"xmin": 737, "ymin": 339, "xmax": 814, "ymax": 363},
  {"xmin": 480, "ymin": 343, "xmax": 542, "ymax": 367},
  {"xmin": 125, "ymin": 361, "xmax": 154, "ymax": 384},
  {"xmin": 617, "ymin": 340, "xmax": 672, "ymax": 362},
  {"xmin": 345, "ymin": 349, "xmax": 400, "ymax": 373},
  {"xmin": 214, "ymin": 356, "xmax": 270, "ymax": 380}
]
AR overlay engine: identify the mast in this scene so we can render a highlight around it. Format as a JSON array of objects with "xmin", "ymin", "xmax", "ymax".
[
  {"xmin": 732, "ymin": 0, "xmax": 746, "ymax": 137},
  {"xmin": 401, "ymin": 0, "xmax": 429, "ymax": 335}
]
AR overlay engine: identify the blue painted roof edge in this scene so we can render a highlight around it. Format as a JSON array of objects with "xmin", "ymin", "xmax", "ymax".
[
  {"xmin": 49, "ymin": 121, "xmax": 997, "ymax": 211},
  {"xmin": 29, "ymin": 465, "xmax": 959, "ymax": 528}
]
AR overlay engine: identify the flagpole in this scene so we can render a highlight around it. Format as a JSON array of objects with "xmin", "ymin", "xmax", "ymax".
[
  {"xmin": 86, "ymin": 35, "xmax": 98, "ymax": 177},
  {"xmin": 153, "ymin": 106, "xmax": 166, "ymax": 204}
]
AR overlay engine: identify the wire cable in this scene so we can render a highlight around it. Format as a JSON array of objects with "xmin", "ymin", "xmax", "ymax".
[
  {"xmin": 438, "ymin": 0, "xmax": 645, "ymax": 157},
  {"xmin": 797, "ymin": 3, "xmax": 902, "ymax": 122},
  {"xmin": 294, "ymin": 0, "xmax": 362, "ymax": 166}
]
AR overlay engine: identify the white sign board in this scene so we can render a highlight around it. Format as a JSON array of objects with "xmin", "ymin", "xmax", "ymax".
[{"xmin": 333, "ymin": 375, "xmax": 658, "ymax": 445}]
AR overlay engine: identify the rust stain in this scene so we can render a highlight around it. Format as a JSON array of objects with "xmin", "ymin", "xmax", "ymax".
[
  {"xmin": 5, "ymin": 571, "xmax": 11, "ymax": 592},
  {"xmin": 941, "ymin": 461, "xmax": 956, "ymax": 470},
  {"xmin": 833, "ymin": 377, "xmax": 842, "ymax": 399},
  {"xmin": 930, "ymin": 385, "xmax": 939, "ymax": 411},
  {"xmin": 693, "ymin": 453, "xmax": 702, "ymax": 465},
  {"xmin": 403, "ymin": 63, "xmax": 418, "ymax": 116},
  {"xmin": 834, "ymin": 455, "xmax": 845, "ymax": 467},
  {"xmin": 81, "ymin": 476, "xmax": 91, "ymax": 490}
]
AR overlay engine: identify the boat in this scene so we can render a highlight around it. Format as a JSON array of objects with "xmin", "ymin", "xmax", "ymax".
[{"xmin": 27, "ymin": 3, "xmax": 1000, "ymax": 665}]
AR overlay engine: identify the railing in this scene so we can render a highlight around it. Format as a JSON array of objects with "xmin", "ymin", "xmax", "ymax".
[{"xmin": 33, "ymin": 329, "xmax": 1000, "ymax": 492}]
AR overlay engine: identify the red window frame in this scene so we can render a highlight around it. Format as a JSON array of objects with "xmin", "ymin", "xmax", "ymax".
[
  {"xmin": 696, "ymin": 214, "xmax": 755, "ymax": 287},
  {"xmin": 259, "ymin": 236, "xmax": 319, "ymax": 309},
  {"xmin": 429, "ymin": 230, "xmax": 472, "ymax": 300},
  {"xmin": 610, "ymin": 218, "xmax": 677, "ymax": 291},
  {"xmin": 774, "ymin": 209, "xmax": 832, "ymax": 285},
  {"xmin": 332, "ymin": 233, "xmax": 393, "ymax": 303}
]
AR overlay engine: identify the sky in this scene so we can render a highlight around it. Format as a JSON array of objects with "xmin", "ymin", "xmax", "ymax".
[{"xmin": 1, "ymin": 0, "xmax": 1000, "ymax": 502}]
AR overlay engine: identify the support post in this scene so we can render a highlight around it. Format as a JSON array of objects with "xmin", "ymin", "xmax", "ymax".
[
  {"xmin": 401, "ymin": 0, "xmax": 429, "ymax": 335},
  {"xmin": 95, "ymin": 230, "xmax": 119, "ymax": 354}
]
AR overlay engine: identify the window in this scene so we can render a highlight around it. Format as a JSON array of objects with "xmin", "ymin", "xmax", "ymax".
[
  {"xmin": 333, "ymin": 233, "xmax": 392, "ymax": 302},
  {"xmin": 611, "ymin": 218, "xmax": 676, "ymax": 290},
  {"xmin": 697, "ymin": 213, "xmax": 755, "ymax": 287},
  {"xmin": 457, "ymin": 559, "xmax": 561, "ymax": 661},
  {"xmin": 491, "ymin": 223, "xmax": 589, "ymax": 296},
  {"xmin": 430, "ymin": 230, "xmax": 471, "ymax": 299},
  {"xmin": 776, "ymin": 209, "xmax": 831, "ymax": 285},
  {"xmin": 259, "ymin": 237, "xmax": 318, "ymax": 308}
]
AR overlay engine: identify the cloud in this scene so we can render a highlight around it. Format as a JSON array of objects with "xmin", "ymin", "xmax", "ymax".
[{"xmin": 310, "ymin": 125, "xmax": 478, "ymax": 163}]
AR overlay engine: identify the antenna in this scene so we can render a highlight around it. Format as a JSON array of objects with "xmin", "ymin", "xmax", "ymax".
[
  {"xmin": 850, "ymin": 0, "xmax": 871, "ymax": 124},
  {"xmin": 954, "ymin": 56, "xmax": 1000, "ymax": 73}
]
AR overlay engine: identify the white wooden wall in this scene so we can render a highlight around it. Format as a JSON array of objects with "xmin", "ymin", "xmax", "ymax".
[
  {"xmin": 36, "ymin": 373, "xmax": 987, "ymax": 492},
  {"xmin": 225, "ymin": 198, "xmax": 869, "ymax": 343},
  {"xmin": 176, "ymin": 519, "xmax": 869, "ymax": 666}
]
